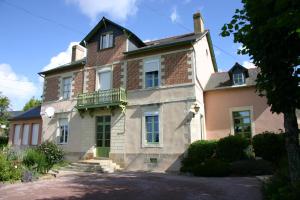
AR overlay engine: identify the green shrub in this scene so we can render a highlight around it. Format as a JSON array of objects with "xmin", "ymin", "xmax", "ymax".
[
  {"xmin": 252, "ymin": 132, "xmax": 285, "ymax": 163},
  {"xmin": 37, "ymin": 141, "xmax": 64, "ymax": 168},
  {"xmin": 0, "ymin": 151, "xmax": 22, "ymax": 182},
  {"xmin": 230, "ymin": 159, "xmax": 274, "ymax": 176},
  {"xmin": 263, "ymin": 163, "xmax": 300, "ymax": 200},
  {"xmin": 23, "ymin": 148, "xmax": 48, "ymax": 173},
  {"xmin": 192, "ymin": 159, "xmax": 230, "ymax": 177},
  {"xmin": 0, "ymin": 137, "xmax": 8, "ymax": 148},
  {"xmin": 181, "ymin": 140, "xmax": 217, "ymax": 172},
  {"xmin": 216, "ymin": 135, "xmax": 249, "ymax": 162}
]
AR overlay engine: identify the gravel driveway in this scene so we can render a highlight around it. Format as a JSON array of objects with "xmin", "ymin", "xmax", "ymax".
[{"xmin": 0, "ymin": 171, "xmax": 262, "ymax": 200}]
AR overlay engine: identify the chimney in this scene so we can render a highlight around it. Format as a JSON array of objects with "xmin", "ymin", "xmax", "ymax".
[
  {"xmin": 193, "ymin": 12, "xmax": 205, "ymax": 34},
  {"xmin": 71, "ymin": 45, "xmax": 85, "ymax": 62}
]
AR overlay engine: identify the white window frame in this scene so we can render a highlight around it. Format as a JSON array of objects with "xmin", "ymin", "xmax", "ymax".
[
  {"xmin": 141, "ymin": 106, "xmax": 163, "ymax": 148},
  {"xmin": 58, "ymin": 118, "xmax": 69, "ymax": 144},
  {"xmin": 143, "ymin": 57, "xmax": 161, "ymax": 89},
  {"xmin": 100, "ymin": 32, "xmax": 113, "ymax": 49},
  {"xmin": 62, "ymin": 76, "xmax": 72, "ymax": 100},
  {"xmin": 229, "ymin": 106, "xmax": 255, "ymax": 137},
  {"xmin": 233, "ymin": 72, "xmax": 245, "ymax": 85},
  {"xmin": 96, "ymin": 67, "xmax": 113, "ymax": 91}
]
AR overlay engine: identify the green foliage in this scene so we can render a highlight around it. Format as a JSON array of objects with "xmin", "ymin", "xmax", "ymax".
[
  {"xmin": 23, "ymin": 148, "xmax": 48, "ymax": 173},
  {"xmin": 216, "ymin": 135, "xmax": 249, "ymax": 162},
  {"xmin": 23, "ymin": 97, "xmax": 41, "ymax": 111},
  {"xmin": 263, "ymin": 159, "xmax": 300, "ymax": 200},
  {"xmin": 230, "ymin": 159, "xmax": 274, "ymax": 176},
  {"xmin": 37, "ymin": 141, "xmax": 64, "ymax": 168},
  {"xmin": 221, "ymin": 0, "xmax": 300, "ymax": 114},
  {"xmin": 181, "ymin": 140, "xmax": 217, "ymax": 172},
  {"xmin": 0, "ymin": 151, "xmax": 22, "ymax": 182},
  {"xmin": 192, "ymin": 159, "xmax": 230, "ymax": 177},
  {"xmin": 252, "ymin": 132, "xmax": 286, "ymax": 163},
  {"xmin": 0, "ymin": 137, "xmax": 8, "ymax": 148},
  {"xmin": 0, "ymin": 93, "xmax": 10, "ymax": 136}
]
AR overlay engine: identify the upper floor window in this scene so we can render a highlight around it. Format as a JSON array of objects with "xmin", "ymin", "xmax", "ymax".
[
  {"xmin": 100, "ymin": 32, "xmax": 113, "ymax": 49},
  {"xmin": 233, "ymin": 72, "xmax": 245, "ymax": 85},
  {"xmin": 62, "ymin": 77, "xmax": 72, "ymax": 99},
  {"xmin": 144, "ymin": 58, "xmax": 160, "ymax": 88}
]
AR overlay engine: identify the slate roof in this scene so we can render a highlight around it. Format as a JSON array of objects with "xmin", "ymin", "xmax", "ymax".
[
  {"xmin": 125, "ymin": 30, "xmax": 218, "ymax": 71},
  {"xmin": 10, "ymin": 106, "xmax": 41, "ymax": 121},
  {"xmin": 39, "ymin": 18, "xmax": 218, "ymax": 75},
  {"xmin": 38, "ymin": 58, "xmax": 86, "ymax": 75},
  {"xmin": 8, "ymin": 111, "xmax": 24, "ymax": 120},
  {"xmin": 205, "ymin": 67, "xmax": 258, "ymax": 91}
]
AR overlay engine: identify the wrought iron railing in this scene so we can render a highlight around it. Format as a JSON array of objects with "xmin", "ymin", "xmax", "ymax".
[{"xmin": 76, "ymin": 87, "xmax": 127, "ymax": 109}]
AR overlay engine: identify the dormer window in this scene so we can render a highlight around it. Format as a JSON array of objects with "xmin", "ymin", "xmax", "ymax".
[
  {"xmin": 233, "ymin": 72, "xmax": 245, "ymax": 85},
  {"xmin": 100, "ymin": 32, "xmax": 113, "ymax": 49}
]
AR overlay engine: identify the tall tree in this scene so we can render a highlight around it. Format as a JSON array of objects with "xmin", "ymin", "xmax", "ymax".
[
  {"xmin": 23, "ymin": 97, "xmax": 42, "ymax": 111},
  {"xmin": 0, "ymin": 93, "xmax": 10, "ymax": 136},
  {"xmin": 221, "ymin": 0, "xmax": 300, "ymax": 183}
]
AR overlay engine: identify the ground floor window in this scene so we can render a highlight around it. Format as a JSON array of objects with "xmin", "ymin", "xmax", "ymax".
[
  {"xmin": 13, "ymin": 125, "xmax": 21, "ymax": 145},
  {"xmin": 232, "ymin": 110, "xmax": 252, "ymax": 138},
  {"xmin": 145, "ymin": 114, "xmax": 159, "ymax": 144},
  {"xmin": 59, "ymin": 119, "xmax": 68, "ymax": 144},
  {"xmin": 31, "ymin": 124, "xmax": 40, "ymax": 145},
  {"xmin": 22, "ymin": 124, "xmax": 30, "ymax": 145}
]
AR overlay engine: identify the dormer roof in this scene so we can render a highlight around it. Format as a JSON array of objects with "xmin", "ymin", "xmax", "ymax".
[
  {"xmin": 79, "ymin": 17, "xmax": 145, "ymax": 47},
  {"xmin": 205, "ymin": 63, "xmax": 258, "ymax": 91}
]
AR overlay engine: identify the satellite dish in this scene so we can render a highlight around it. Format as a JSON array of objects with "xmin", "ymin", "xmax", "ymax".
[{"xmin": 45, "ymin": 107, "xmax": 55, "ymax": 118}]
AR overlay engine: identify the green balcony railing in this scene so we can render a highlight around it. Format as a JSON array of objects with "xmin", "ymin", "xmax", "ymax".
[{"xmin": 76, "ymin": 87, "xmax": 127, "ymax": 109}]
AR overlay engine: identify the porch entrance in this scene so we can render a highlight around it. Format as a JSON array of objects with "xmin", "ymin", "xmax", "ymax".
[{"xmin": 96, "ymin": 116, "xmax": 111, "ymax": 157}]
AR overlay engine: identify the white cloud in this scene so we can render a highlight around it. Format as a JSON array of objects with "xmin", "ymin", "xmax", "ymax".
[
  {"xmin": 170, "ymin": 7, "xmax": 180, "ymax": 23},
  {"xmin": 42, "ymin": 42, "xmax": 79, "ymax": 72},
  {"xmin": 0, "ymin": 63, "xmax": 38, "ymax": 110},
  {"xmin": 65, "ymin": 0, "xmax": 138, "ymax": 22},
  {"xmin": 242, "ymin": 61, "xmax": 257, "ymax": 69}
]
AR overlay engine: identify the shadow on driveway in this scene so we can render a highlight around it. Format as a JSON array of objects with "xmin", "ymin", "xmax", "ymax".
[{"xmin": 0, "ymin": 172, "xmax": 262, "ymax": 200}]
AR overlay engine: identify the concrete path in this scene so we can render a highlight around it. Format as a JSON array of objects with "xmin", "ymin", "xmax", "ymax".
[{"xmin": 0, "ymin": 171, "xmax": 262, "ymax": 200}]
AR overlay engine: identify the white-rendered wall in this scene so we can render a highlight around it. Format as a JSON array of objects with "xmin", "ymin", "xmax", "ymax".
[
  {"xmin": 192, "ymin": 35, "xmax": 216, "ymax": 141},
  {"xmin": 127, "ymin": 39, "xmax": 138, "ymax": 51},
  {"xmin": 193, "ymin": 35, "xmax": 216, "ymax": 88}
]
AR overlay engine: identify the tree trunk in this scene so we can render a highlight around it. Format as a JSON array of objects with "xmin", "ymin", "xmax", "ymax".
[{"xmin": 283, "ymin": 109, "xmax": 300, "ymax": 184}]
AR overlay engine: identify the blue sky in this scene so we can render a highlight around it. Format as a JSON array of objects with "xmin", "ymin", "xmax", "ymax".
[{"xmin": 0, "ymin": 0, "xmax": 253, "ymax": 110}]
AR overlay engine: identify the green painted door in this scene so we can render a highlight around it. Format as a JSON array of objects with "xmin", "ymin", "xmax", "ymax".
[{"xmin": 96, "ymin": 116, "xmax": 111, "ymax": 157}]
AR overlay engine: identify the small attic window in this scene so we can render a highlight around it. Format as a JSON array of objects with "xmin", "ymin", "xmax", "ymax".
[
  {"xmin": 233, "ymin": 72, "xmax": 245, "ymax": 85},
  {"xmin": 100, "ymin": 32, "xmax": 113, "ymax": 49}
]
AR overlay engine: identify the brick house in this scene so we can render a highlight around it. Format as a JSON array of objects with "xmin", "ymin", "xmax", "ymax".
[{"xmin": 37, "ymin": 12, "xmax": 294, "ymax": 171}]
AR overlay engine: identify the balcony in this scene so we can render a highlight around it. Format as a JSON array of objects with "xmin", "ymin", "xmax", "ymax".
[{"xmin": 76, "ymin": 87, "xmax": 127, "ymax": 111}]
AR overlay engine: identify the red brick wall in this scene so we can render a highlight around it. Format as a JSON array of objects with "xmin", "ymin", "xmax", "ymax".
[
  {"xmin": 127, "ymin": 59, "xmax": 141, "ymax": 90},
  {"xmin": 113, "ymin": 63, "xmax": 122, "ymax": 88},
  {"xmin": 86, "ymin": 35, "xmax": 126, "ymax": 68},
  {"xmin": 72, "ymin": 71, "xmax": 83, "ymax": 97},
  {"xmin": 86, "ymin": 68, "xmax": 96, "ymax": 92},
  {"xmin": 162, "ymin": 51, "xmax": 192, "ymax": 85},
  {"xmin": 44, "ymin": 76, "xmax": 60, "ymax": 102}
]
